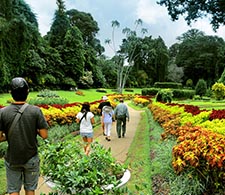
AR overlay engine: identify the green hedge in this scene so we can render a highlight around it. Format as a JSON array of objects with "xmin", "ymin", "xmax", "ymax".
[
  {"xmin": 154, "ymin": 82, "xmax": 182, "ymax": 89},
  {"xmin": 142, "ymin": 88, "xmax": 195, "ymax": 99},
  {"xmin": 142, "ymin": 88, "xmax": 159, "ymax": 96}
]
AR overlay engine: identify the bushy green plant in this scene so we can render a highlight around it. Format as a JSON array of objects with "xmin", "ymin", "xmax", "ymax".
[
  {"xmin": 218, "ymin": 68, "xmax": 225, "ymax": 85},
  {"xmin": 37, "ymin": 89, "xmax": 60, "ymax": 98},
  {"xmin": 0, "ymin": 159, "xmax": 6, "ymax": 195},
  {"xmin": 195, "ymin": 79, "xmax": 207, "ymax": 98},
  {"xmin": 28, "ymin": 97, "xmax": 69, "ymax": 105},
  {"xmin": 40, "ymin": 138, "xmax": 126, "ymax": 194},
  {"xmin": 142, "ymin": 88, "xmax": 159, "ymax": 96},
  {"xmin": 212, "ymin": 82, "xmax": 225, "ymax": 100},
  {"xmin": 186, "ymin": 79, "xmax": 193, "ymax": 88},
  {"xmin": 154, "ymin": 82, "xmax": 182, "ymax": 89},
  {"xmin": 172, "ymin": 89, "xmax": 195, "ymax": 99},
  {"xmin": 28, "ymin": 89, "xmax": 69, "ymax": 105},
  {"xmin": 0, "ymin": 141, "xmax": 7, "ymax": 158},
  {"xmin": 155, "ymin": 89, "xmax": 173, "ymax": 103},
  {"xmin": 46, "ymin": 124, "xmax": 78, "ymax": 143}
]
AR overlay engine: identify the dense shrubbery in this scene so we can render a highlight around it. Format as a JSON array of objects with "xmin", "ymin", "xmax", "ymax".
[
  {"xmin": 155, "ymin": 89, "xmax": 173, "ymax": 103},
  {"xmin": 142, "ymin": 88, "xmax": 195, "ymax": 99},
  {"xmin": 40, "ymin": 139, "xmax": 127, "ymax": 194},
  {"xmin": 212, "ymin": 82, "xmax": 225, "ymax": 100},
  {"xmin": 154, "ymin": 82, "xmax": 182, "ymax": 89},
  {"xmin": 195, "ymin": 79, "xmax": 207, "ymax": 98}
]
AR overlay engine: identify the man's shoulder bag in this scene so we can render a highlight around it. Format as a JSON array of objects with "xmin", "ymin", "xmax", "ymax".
[{"xmin": 8, "ymin": 103, "xmax": 29, "ymax": 138}]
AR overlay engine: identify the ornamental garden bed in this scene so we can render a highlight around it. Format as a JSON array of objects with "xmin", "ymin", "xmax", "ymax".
[
  {"xmin": 0, "ymin": 93, "xmax": 151, "ymax": 195},
  {"xmin": 149, "ymin": 101, "xmax": 225, "ymax": 194}
]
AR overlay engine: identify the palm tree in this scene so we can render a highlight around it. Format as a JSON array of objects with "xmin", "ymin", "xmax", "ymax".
[{"xmin": 111, "ymin": 20, "xmax": 120, "ymax": 53}]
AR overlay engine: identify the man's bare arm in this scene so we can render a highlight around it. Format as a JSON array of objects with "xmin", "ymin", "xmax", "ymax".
[
  {"xmin": 37, "ymin": 129, "xmax": 48, "ymax": 139},
  {"xmin": 0, "ymin": 131, "xmax": 6, "ymax": 142}
]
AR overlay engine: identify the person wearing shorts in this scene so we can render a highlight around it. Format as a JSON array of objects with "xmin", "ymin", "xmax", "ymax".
[
  {"xmin": 0, "ymin": 77, "xmax": 48, "ymax": 195},
  {"xmin": 5, "ymin": 154, "xmax": 40, "ymax": 194},
  {"xmin": 76, "ymin": 102, "xmax": 95, "ymax": 155},
  {"xmin": 98, "ymin": 96, "xmax": 109, "ymax": 135}
]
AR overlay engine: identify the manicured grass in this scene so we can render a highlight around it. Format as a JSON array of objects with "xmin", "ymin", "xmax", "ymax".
[
  {"xmin": 0, "ymin": 88, "xmax": 143, "ymax": 106},
  {"xmin": 125, "ymin": 110, "xmax": 152, "ymax": 194},
  {"xmin": 174, "ymin": 99, "xmax": 225, "ymax": 110}
]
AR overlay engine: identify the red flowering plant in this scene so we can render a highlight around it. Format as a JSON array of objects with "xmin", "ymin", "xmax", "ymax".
[
  {"xmin": 172, "ymin": 127, "xmax": 225, "ymax": 191},
  {"xmin": 150, "ymin": 101, "xmax": 225, "ymax": 192},
  {"xmin": 209, "ymin": 109, "xmax": 225, "ymax": 120}
]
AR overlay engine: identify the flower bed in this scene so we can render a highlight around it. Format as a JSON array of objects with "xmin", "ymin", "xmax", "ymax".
[{"xmin": 149, "ymin": 102, "xmax": 225, "ymax": 193}]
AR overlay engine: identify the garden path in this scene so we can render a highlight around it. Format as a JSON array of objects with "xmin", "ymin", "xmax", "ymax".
[{"xmin": 19, "ymin": 104, "xmax": 143, "ymax": 195}]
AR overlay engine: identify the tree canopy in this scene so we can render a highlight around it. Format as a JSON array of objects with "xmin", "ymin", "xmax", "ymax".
[
  {"xmin": 0, "ymin": 0, "xmax": 225, "ymax": 92},
  {"xmin": 157, "ymin": 0, "xmax": 225, "ymax": 31}
]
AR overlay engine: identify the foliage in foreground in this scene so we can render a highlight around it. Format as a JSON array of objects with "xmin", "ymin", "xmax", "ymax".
[
  {"xmin": 40, "ymin": 137, "xmax": 127, "ymax": 195},
  {"xmin": 0, "ymin": 159, "xmax": 6, "ymax": 195}
]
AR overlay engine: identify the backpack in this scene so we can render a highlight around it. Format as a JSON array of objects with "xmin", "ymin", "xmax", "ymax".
[{"xmin": 103, "ymin": 106, "xmax": 113, "ymax": 113}]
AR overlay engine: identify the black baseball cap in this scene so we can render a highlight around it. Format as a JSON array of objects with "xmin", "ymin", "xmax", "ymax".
[{"xmin": 11, "ymin": 77, "xmax": 29, "ymax": 90}]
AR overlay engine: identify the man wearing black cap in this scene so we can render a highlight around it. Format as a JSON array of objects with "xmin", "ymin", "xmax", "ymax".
[{"xmin": 0, "ymin": 77, "xmax": 49, "ymax": 195}]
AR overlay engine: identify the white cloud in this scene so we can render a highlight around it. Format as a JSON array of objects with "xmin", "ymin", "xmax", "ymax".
[
  {"xmin": 26, "ymin": 0, "xmax": 56, "ymax": 35},
  {"xmin": 136, "ymin": 0, "xmax": 167, "ymax": 24},
  {"xmin": 25, "ymin": 0, "xmax": 225, "ymax": 55},
  {"xmin": 135, "ymin": 0, "xmax": 225, "ymax": 47}
]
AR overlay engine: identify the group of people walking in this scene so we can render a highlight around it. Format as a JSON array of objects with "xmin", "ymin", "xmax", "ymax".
[
  {"xmin": 0, "ymin": 76, "xmax": 130, "ymax": 194},
  {"xmin": 77, "ymin": 95, "xmax": 130, "ymax": 155},
  {"xmin": 98, "ymin": 96, "xmax": 130, "ymax": 139}
]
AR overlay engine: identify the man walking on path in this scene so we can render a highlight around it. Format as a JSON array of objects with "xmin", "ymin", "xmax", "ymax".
[{"xmin": 114, "ymin": 98, "xmax": 130, "ymax": 138}]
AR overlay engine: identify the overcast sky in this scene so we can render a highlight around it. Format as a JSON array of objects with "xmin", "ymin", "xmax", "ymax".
[{"xmin": 25, "ymin": 0, "xmax": 225, "ymax": 57}]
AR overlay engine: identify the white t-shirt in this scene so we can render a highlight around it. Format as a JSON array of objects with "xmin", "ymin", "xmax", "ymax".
[{"xmin": 76, "ymin": 111, "xmax": 94, "ymax": 133}]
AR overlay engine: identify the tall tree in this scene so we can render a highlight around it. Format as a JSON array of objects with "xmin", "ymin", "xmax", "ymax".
[
  {"xmin": 61, "ymin": 26, "xmax": 85, "ymax": 88},
  {"xmin": 46, "ymin": 0, "xmax": 69, "ymax": 48},
  {"xmin": 66, "ymin": 9, "xmax": 104, "ymax": 87},
  {"xmin": 0, "ymin": 0, "xmax": 40, "ymax": 89},
  {"xmin": 175, "ymin": 29, "xmax": 225, "ymax": 86},
  {"xmin": 106, "ymin": 19, "xmax": 149, "ymax": 93},
  {"xmin": 157, "ymin": 0, "xmax": 225, "ymax": 31},
  {"xmin": 66, "ymin": 9, "xmax": 100, "ymax": 46}
]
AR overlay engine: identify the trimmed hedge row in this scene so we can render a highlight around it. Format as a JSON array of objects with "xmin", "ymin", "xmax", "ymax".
[{"xmin": 142, "ymin": 88, "xmax": 195, "ymax": 99}]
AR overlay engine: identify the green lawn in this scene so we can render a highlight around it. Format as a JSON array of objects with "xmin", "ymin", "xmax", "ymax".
[
  {"xmin": 174, "ymin": 99, "xmax": 225, "ymax": 110},
  {"xmin": 0, "ymin": 88, "xmax": 143, "ymax": 106}
]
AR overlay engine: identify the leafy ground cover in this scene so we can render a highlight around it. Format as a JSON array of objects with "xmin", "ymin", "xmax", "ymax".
[{"xmin": 0, "ymin": 160, "xmax": 6, "ymax": 195}]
